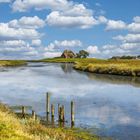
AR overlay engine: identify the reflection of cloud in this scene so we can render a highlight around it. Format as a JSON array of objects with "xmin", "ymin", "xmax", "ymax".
[
  {"xmin": 79, "ymin": 104, "xmax": 134, "ymax": 126},
  {"xmin": 76, "ymin": 70, "xmax": 140, "ymax": 88}
]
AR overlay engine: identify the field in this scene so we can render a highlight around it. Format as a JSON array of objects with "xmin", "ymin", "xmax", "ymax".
[
  {"xmin": 0, "ymin": 60, "xmax": 27, "ymax": 67},
  {"xmin": 0, "ymin": 103, "xmax": 103, "ymax": 140},
  {"xmin": 41, "ymin": 58, "xmax": 140, "ymax": 77}
]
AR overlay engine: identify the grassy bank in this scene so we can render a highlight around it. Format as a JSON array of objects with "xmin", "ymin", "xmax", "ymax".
[
  {"xmin": 0, "ymin": 60, "xmax": 27, "ymax": 67},
  {"xmin": 40, "ymin": 58, "xmax": 140, "ymax": 77},
  {"xmin": 74, "ymin": 59, "xmax": 140, "ymax": 77},
  {"xmin": 0, "ymin": 103, "xmax": 103, "ymax": 140}
]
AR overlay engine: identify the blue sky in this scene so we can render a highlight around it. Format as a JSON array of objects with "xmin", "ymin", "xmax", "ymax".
[{"xmin": 0, "ymin": 0, "xmax": 140, "ymax": 59}]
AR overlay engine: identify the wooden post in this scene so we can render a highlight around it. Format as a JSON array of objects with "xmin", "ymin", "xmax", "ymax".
[
  {"xmin": 58, "ymin": 104, "xmax": 61, "ymax": 122},
  {"xmin": 59, "ymin": 107, "xmax": 63, "ymax": 127},
  {"xmin": 71, "ymin": 101, "xmax": 75, "ymax": 128},
  {"xmin": 62, "ymin": 105, "xmax": 65, "ymax": 121},
  {"xmin": 32, "ymin": 110, "xmax": 36, "ymax": 120},
  {"xmin": 51, "ymin": 104, "xmax": 55, "ymax": 126},
  {"xmin": 46, "ymin": 92, "xmax": 50, "ymax": 123},
  {"xmin": 22, "ymin": 106, "xmax": 25, "ymax": 118},
  {"xmin": 62, "ymin": 105, "xmax": 65, "ymax": 127}
]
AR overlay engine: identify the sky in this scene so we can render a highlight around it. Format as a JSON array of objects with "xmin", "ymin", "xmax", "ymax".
[{"xmin": 0, "ymin": 0, "xmax": 140, "ymax": 59}]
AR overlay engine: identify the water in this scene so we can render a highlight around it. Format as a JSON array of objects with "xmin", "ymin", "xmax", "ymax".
[{"xmin": 0, "ymin": 62, "xmax": 140, "ymax": 140}]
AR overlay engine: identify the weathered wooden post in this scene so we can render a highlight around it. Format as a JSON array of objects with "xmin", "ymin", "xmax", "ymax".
[
  {"xmin": 62, "ymin": 105, "xmax": 65, "ymax": 127},
  {"xmin": 51, "ymin": 104, "xmax": 55, "ymax": 126},
  {"xmin": 71, "ymin": 101, "xmax": 75, "ymax": 128},
  {"xmin": 59, "ymin": 106, "xmax": 63, "ymax": 127},
  {"xmin": 46, "ymin": 92, "xmax": 50, "ymax": 124},
  {"xmin": 22, "ymin": 106, "xmax": 25, "ymax": 118},
  {"xmin": 58, "ymin": 104, "xmax": 61, "ymax": 122},
  {"xmin": 32, "ymin": 110, "xmax": 36, "ymax": 120},
  {"xmin": 58, "ymin": 107, "xmax": 62, "ymax": 127}
]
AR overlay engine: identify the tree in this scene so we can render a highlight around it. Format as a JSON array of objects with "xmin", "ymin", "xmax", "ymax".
[
  {"xmin": 137, "ymin": 55, "xmax": 140, "ymax": 59},
  {"xmin": 76, "ymin": 50, "xmax": 89, "ymax": 58}
]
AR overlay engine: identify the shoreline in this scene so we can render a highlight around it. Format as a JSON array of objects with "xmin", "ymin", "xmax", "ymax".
[
  {"xmin": 0, "ymin": 102, "xmax": 104, "ymax": 140},
  {"xmin": 1, "ymin": 58, "xmax": 140, "ymax": 77},
  {"xmin": 73, "ymin": 63, "xmax": 140, "ymax": 77},
  {"xmin": 38, "ymin": 58, "xmax": 140, "ymax": 77}
]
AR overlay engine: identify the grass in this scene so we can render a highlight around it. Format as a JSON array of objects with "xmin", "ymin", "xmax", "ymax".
[
  {"xmin": 0, "ymin": 103, "xmax": 104, "ymax": 140},
  {"xmin": 37, "ymin": 57, "xmax": 83, "ymax": 63},
  {"xmin": 74, "ymin": 59, "xmax": 140, "ymax": 77},
  {"xmin": 40, "ymin": 58, "xmax": 140, "ymax": 77},
  {"xmin": 0, "ymin": 60, "xmax": 27, "ymax": 67}
]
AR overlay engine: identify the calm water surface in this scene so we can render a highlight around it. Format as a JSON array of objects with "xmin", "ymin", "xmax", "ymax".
[{"xmin": 0, "ymin": 63, "xmax": 140, "ymax": 140}]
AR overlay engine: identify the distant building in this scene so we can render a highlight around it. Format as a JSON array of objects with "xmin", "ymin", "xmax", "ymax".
[{"xmin": 61, "ymin": 50, "xmax": 76, "ymax": 58}]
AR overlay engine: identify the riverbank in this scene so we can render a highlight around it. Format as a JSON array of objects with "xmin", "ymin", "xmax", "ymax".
[
  {"xmin": 0, "ymin": 60, "xmax": 27, "ymax": 67},
  {"xmin": 40, "ymin": 58, "xmax": 140, "ymax": 77},
  {"xmin": 74, "ymin": 60, "xmax": 140, "ymax": 77},
  {"xmin": 1, "ymin": 58, "xmax": 140, "ymax": 77},
  {"xmin": 0, "ymin": 103, "xmax": 102, "ymax": 140}
]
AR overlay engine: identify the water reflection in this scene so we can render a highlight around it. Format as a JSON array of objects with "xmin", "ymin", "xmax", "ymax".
[
  {"xmin": 0, "ymin": 63, "xmax": 140, "ymax": 140},
  {"xmin": 60, "ymin": 63, "xmax": 140, "ymax": 88},
  {"xmin": 60, "ymin": 63, "xmax": 73, "ymax": 73}
]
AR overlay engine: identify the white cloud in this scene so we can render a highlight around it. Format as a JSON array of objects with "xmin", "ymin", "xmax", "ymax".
[
  {"xmin": 106, "ymin": 20, "xmax": 127, "ymax": 30},
  {"xmin": 46, "ymin": 11, "xmax": 97, "ymax": 29},
  {"xmin": 43, "ymin": 51, "xmax": 62, "ymax": 58},
  {"xmin": 104, "ymin": 16, "xmax": 140, "ymax": 33},
  {"xmin": 133, "ymin": 16, "xmax": 140, "ymax": 23},
  {"xmin": 97, "ymin": 16, "xmax": 108, "ymax": 24},
  {"xmin": 12, "ymin": 0, "xmax": 99, "ymax": 29},
  {"xmin": 120, "ymin": 43, "xmax": 140, "ymax": 50},
  {"xmin": 46, "ymin": 3, "xmax": 97, "ymax": 29},
  {"xmin": 32, "ymin": 39, "xmax": 41, "ymax": 46},
  {"xmin": 9, "ymin": 16, "xmax": 45, "ymax": 29},
  {"xmin": 0, "ymin": 23, "xmax": 42, "ymax": 40},
  {"xmin": 0, "ymin": 40, "xmax": 29, "ymax": 47},
  {"xmin": 12, "ymin": 0, "xmax": 70, "ymax": 12},
  {"xmin": 0, "ymin": 18, "xmax": 44, "ymax": 59},
  {"xmin": 46, "ymin": 40, "xmax": 82, "ymax": 51},
  {"xmin": 102, "ymin": 44, "xmax": 116, "ymax": 50},
  {"xmin": 60, "ymin": 3, "xmax": 93, "ymax": 17},
  {"xmin": 127, "ymin": 22, "xmax": 140, "ymax": 33},
  {"xmin": 0, "ymin": 39, "xmax": 40, "ymax": 59},
  {"xmin": 86, "ymin": 45, "xmax": 100, "ymax": 54},
  {"xmin": 113, "ymin": 34, "xmax": 140, "ymax": 43},
  {"xmin": 85, "ymin": 41, "xmax": 140, "ymax": 58}
]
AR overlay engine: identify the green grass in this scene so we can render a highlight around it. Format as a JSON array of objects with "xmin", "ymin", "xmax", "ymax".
[
  {"xmin": 0, "ymin": 103, "xmax": 104, "ymax": 140},
  {"xmin": 39, "ymin": 58, "xmax": 140, "ymax": 77},
  {"xmin": 0, "ymin": 60, "xmax": 27, "ymax": 67}
]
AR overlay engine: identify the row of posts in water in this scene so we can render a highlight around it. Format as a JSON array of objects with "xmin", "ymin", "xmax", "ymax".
[{"xmin": 21, "ymin": 92, "xmax": 75, "ymax": 128}]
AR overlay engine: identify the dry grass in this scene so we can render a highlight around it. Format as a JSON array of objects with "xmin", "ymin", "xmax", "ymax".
[
  {"xmin": 74, "ymin": 60, "xmax": 140, "ymax": 77},
  {"xmin": 0, "ymin": 60, "xmax": 27, "ymax": 67},
  {"xmin": 0, "ymin": 103, "xmax": 101, "ymax": 140}
]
